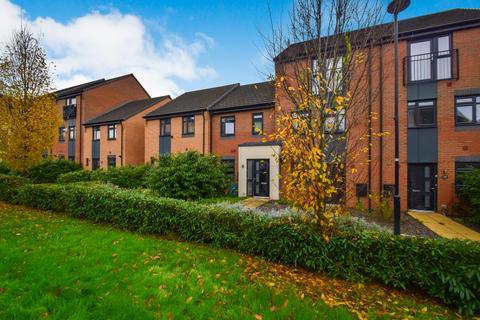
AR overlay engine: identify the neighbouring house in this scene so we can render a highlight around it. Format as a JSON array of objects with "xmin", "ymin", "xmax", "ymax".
[
  {"xmin": 144, "ymin": 81, "xmax": 279, "ymax": 199},
  {"xmin": 51, "ymin": 74, "xmax": 150, "ymax": 165},
  {"xmin": 274, "ymin": 8, "xmax": 480, "ymax": 213},
  {"xmin": 83, "ymin": 96, "xmax": 171, "ymax": 170}
]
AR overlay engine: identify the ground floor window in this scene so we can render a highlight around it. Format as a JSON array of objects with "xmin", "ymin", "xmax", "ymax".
[
  {"xmin": 92, "ymin": 158, "xmax": 100, "ymax": 170},
  {"xmin": 222, "ymin": 158, "xmax": 235, "ymax": 178},
  {"xmin": 107, "ymin": 155, "xmax": 116, "ymax": 168},
  {"xmin": 455, "ymin": 162, "xmax": 480, "ymax": 192}
]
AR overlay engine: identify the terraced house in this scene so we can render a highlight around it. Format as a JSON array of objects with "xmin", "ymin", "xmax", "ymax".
[
  {"xmin": 51, "ymin": 74, "xmax": 150, "ymax": 164},
  {"xmin": 144, "ymin": 81, "xmax": 279, "ymax": 199},
  {"xmin": 275, "ymin": 9, "xmax": 480, "ymax": 214}
]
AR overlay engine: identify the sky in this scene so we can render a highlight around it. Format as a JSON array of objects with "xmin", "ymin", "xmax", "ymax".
[{"xmin": 0, "ymin": 0, "xmax": 479, "ymax": 97}]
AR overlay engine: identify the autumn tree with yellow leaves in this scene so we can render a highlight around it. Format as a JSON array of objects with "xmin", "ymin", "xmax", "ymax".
[
  {"xmin": 266, "ymin": 0, "xmax": 389, "ymax": 227},
  {"xmin": 0, "ymin": 26, "xmax": 60, "ymax": 172}
]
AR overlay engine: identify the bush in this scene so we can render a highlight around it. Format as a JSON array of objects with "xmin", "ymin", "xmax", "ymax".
[
  {"xmin": 95, "ymin": 165, "xmax": 150, "ymax": 188},
  {"xmin": 0, "ymin": 174, "xmax": 28, "ymax": 201},
  {"xmin": 146, "ymin": 152, "xmax": 229, "ymax": 200},
  {"xmin": 25, "ymin": 159, "xmax": 81, "ymax": 183},
  {"xmin": 57, "ymin": 170, "xmax": 93, "ymax": 183},
  {"xmin": 0, "ymin": 162, "xmax": 11, "ymax": 175},
  {"xmin": 458, "ymin": 169, "xmax": 480, "ymax": 217},
  {"xmin": 6, "ymin": 182, "xmax": 480, "ymax": 315}
]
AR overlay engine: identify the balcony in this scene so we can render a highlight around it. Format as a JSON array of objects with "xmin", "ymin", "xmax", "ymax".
[
  {"xmin": 63, "ymin": 104, "xmax": 77, "ymax": 120},
  {"xmin": 403, "ymin": 49, "xmax": 458, "ymax": 85}
]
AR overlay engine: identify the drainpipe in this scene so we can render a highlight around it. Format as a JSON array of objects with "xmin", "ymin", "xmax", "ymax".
[
  {"xmin": 379, "ymin": 43, "xmax": 384, "ymax": 196},
  {"xmin": 368, "ymin": 43, "xmax": 373, "ymax": 211},
  {"xmin": 79, "ymin": 94, "xmax": 83, "ymax": 166},
  {"xmin": 202, "ymin": 111, "xmax": 206, "ymax": 154},
  {"xmin": 120, "ymin": 122, "xmax": 124, "ymax": 166}
]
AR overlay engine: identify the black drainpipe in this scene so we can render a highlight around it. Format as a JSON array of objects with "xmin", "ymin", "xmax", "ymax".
[
  {"xmin": 368, "ymin": 43, "xmax": 373, "ymax": 211},
  {"xmin": 202, "ymin": 111, "xmax": 206, "ymax": 154},
  {"xmin": 120, "ymin": 122, "xmax": 124, "ymax": 166},
  {"xmin": 379, "ymin": 43, "xmax": 384, "ymax": 197}
]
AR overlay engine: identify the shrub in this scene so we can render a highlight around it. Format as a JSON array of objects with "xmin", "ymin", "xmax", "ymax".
[
  {"xmin": 25, "ymin": 159, "xmax": 81, "ymax": 183},
  {"xmin": 0, "ymin": 174, "xmax": 28, "ymax": 201},
  {"xmin": 6, "ymin": 182, "xmax": 480, "ymax": 315},
  {"xmin": 146, "ymin": 151, "xmax": 229, "ymax": 199},
  {"xmin": 95, "ymin": 165, "xmax": 150, "ymax": 188},
  {"xmin": 458, "ymin": 169, "xmax": 480, "ymax": 217},
  {"xmin": 57, "ymin": 170, "xmax": 93, "ymax": 183},
  {"xmin": 0, "ymin": 162, "xmax": 11, "ymax": 175}
]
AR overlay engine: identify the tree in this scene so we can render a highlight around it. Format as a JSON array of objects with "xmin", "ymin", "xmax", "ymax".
[
  {"xmin": 265, "ymin": 0, "xmax": 389, "ymax": 227},
  {"xmin": 0, "ymin": 26, "xmax": 60, "ymax": 172}
]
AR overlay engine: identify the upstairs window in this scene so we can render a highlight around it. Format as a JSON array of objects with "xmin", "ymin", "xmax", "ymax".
[
  {"xmin": 69, "ymin": 126, "xmax": 76, "ymax": 141},
  {"xmin": 182, "ymin": 115, "xmax": 195, "ymax": 136},
  {"xmin": 324, "ymin": 109, "xmax": 346, "ymax": 133},
  {"xmin": 408, "ymin": 100, "xmax": 436, "ymax": 128},
  {"xmin": 65, "ymin": 97, "xmax": 76, "ymax": 106},
  {"xmin": 408, "ymin": 35, "xmax": 452, "ymax": 82},
  {"xmin": 221, "ymin": 116, "xmax": 235, "ymax": 137},
  {"xmin": 252, "ymin": 113, "xmax": 263, "ymax": 136},
  {"xmin": 58, "ymin": 127, "xmax": 66, "ymax": 142},
  {"xmin": 93, "ymin": 126, "xmax": 100, "ymax": 141},
  {"xmin": 108, "ymin": 124, "xmax": 117, "ymax": 140},
  {"xmin": 455, "ymin": 95, "xmax": 480, "ymax": 126},
  {"xmin": 312, "ymin": 57, "xmax": 343, "ymax": 94}
]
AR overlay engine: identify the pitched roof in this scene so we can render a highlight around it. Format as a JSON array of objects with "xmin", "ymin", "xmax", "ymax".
[
  {"xmin": 276, "ymin": 8, "xmax": 480, "ymax": 62},
  {"xmin": 210, "ymin": 81, "xmax": 275, "ymax": 112},
  {"xmin": 144, "ymin": 84, "xmax": 238, "ymax": 118},
  {"xmin": 54, "ymin": 74, "xmax": 149, "ymax": 99},
  {"xmin": 84, "ymin": 96, "xmax": 170, "ymax": 126}
]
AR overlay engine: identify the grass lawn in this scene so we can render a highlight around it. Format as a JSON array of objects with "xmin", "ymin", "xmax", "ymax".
[{"xmin": 0, "ymin": 203, "xmax": 458, "ymax": 319}]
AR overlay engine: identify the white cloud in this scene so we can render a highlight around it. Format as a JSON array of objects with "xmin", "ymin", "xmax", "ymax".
[{"xmin": 0, "ymin": 0, "xmax": 217, "ymax": 96}]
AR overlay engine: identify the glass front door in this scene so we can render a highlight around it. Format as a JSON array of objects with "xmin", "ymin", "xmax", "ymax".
[
  {"xmin": 247, "ymin": 159, "xmax": 269, "ymax": 197},
  {"xmin": 408, "ymin": 164, "xmax": 437, "ymax": 211}
]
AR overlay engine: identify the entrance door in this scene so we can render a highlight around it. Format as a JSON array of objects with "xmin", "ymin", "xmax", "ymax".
[
  {"xmin": 247, "ymin": 159, "xmax": 269, "ymax": 197},
  {"xmin": 408, "ymin": 164, "xmax": 436, "ymax": 211},
  {"xmin": 159, "ymin": 118, "xmax": 171, "ymax": 155}
]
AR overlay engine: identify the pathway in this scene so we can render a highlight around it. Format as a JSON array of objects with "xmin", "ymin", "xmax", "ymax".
[{"xmin": 240, "ymin": 197, "xmax": 269, "ymax": 209}]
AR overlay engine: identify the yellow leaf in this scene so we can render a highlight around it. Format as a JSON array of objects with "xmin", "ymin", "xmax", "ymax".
[{"xmin": 186, "ymin": 296, "xmax": 193, "ymax": 303}]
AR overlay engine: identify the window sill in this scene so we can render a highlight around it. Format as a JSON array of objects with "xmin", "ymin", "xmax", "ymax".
[
  {"xmin": 182, "ymin": 134, "xmax": 195, "ymax": 138},
  {"xmin": 107, "ymin": 138, "xmax": 117, "ymax": 141},
  {"xmin": 455, "ymin": 125, "xmax": 480, "ymax": 132},
  {"xmin": 220, "ymin": 135, "xmax": 235, "ymax": 139}
]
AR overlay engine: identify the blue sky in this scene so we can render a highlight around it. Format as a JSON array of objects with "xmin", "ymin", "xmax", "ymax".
[{"xmin": 2, "ymin": 0, "xmax": 479, "ymax": 96}]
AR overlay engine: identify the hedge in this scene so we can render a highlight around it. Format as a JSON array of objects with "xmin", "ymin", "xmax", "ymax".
[
  {"xmin": 0, "ymin": 174, "xmax": 28, "ymax": 201},
  {"xmin": 2, "ymin": 181, "xmax": 479, "ymax": 315},
  {"xmin": 25, "ymin": 159, "xmax": 82, "ymax": 183}
]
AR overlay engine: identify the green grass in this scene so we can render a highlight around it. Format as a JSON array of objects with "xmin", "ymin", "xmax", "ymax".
[{"xmin": 0, "ymin": 203, "xmax": 352, "ymax": 320}]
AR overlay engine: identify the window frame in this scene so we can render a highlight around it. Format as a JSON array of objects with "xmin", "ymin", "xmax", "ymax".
[
  {"xmin": 455, "ymin": 162, "xmax": 480, "ymax": 193},
  {"xmin": 160, "ymin": 118, "xmax": 171, "ymax": 136},
  {"xmin": 65, "ymin": 97, "xmax": 77, "ymax": 106},
  {"xmin": 252, "ymin": 112, "xmax": 264, "ymax": 136},
  {"xmin": 92, "ymin": 126, "xmax": 101, "ymax": 141},
  {"xmin": 455, "ymin": 95, "xmax": 480, "ymax": 126},
  {"xmin": 68, "ymin": 126, "xmax": 76, "ymax": 141},
  {"xmin": 182, "ymin": 115, "xmax": 195, "ymax": 136},
  {"xmin": 220, "ymin": 115, "xmax": 235, "ymax": 137},
  {"xmin": 407, "ymin": 100, "xmax": 436, "ymax": 128},
  {"xmin": 58, "ymin": 126, "xmax": 66, "ymax": 142},
  {"xmin": 221, "ymin": 158, "xmax": 235, "ymax": 179},
  {"xmin": 107, "ymin": 124, "xmax": 117, "ymax": 140},
  {"xmin": 107, "ymin": 155, "xmax": 116, "ymax": 169}
]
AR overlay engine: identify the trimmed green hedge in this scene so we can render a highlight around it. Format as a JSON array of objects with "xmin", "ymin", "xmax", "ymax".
[
  {"xmin": 0, "ymin": 174, "xmax": 28, "ymax": 201},
  {"xmin": 25, "ymin": 159, "xmax": 82, "ymax": 183},
  {"xmin": 58, "ymin": 166, "xmax": 151, "ymax": 188},
  {"xmin": 2, "ymin": 182, "xmax": 480, "ymax": 315}
]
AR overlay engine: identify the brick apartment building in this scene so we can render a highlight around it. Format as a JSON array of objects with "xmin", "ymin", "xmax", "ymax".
[
  {"xmin": 51, "ymin": 74, "xmax": 150, "ymax": 164},
  {"xmin": 144, "ymin": 81, "xmax": 278, "ymax": 198},
  {"xmin": 274, "ymin": 9, "xmax": 480, "ymax": 214},
  {"xmin": 83, "ymin": 96, "xmax": 170, "ymax": 169}
]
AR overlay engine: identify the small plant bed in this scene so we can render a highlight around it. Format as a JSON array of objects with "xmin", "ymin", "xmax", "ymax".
[
  {"xmin": 0, "ymin": 203, "xmax": 461, "ymax": 319},
  {"xmin": 349, "ymin": 210, "xmax": 439, "ymax": 238}
]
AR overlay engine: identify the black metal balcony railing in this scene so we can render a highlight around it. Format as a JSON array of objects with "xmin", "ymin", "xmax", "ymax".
[
  {"xmin": 63, "ymin": 104, "xmax": 77, "ymax": 120},
  {"xmin": 403, "ymin": 49, "xmax": 458, "ymax": 85}
]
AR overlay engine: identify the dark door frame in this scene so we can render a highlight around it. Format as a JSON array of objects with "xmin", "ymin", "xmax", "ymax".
[
  {"xmin": 247, "ymin": 159, "xmax": 270, "ymax": 197},
  {"xmin": 407, "ymin": 163, "xmax": 437, "ymax": 211},
  {"xmin": 159, "ymin": 118, "xmax": 172, "ymax": 155}
]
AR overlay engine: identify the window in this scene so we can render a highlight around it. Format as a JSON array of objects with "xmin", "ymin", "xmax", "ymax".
[
  {"xmin": 58, "ymin": 127, "xmax": 66, "ymax": 142},
  {"xmin": 437, "ymin": 36, "xmax": 452, "ymax": 80},
  {"xmin": 324, "ymin": 109, "xmax": 346, "ymax": 133},
  {"xmin": 68, "ymin": 126, "xmax": 76, "ymax": 140},
  {"xmin": 160, "ymin": 119, "xmax": 171, "ymax": 136},
  {"xmin": 93, "ymin": 126, "xmax": 100, "ymax": 141},
  {"xmin": 58, "ymin": 154, "xmax": 65, "ymax": 160},
  {"xmin": 407, "ymin": 100, "xmax": 436, "ymax": 128},
  {"xmin": 107, "ymin": 155, "xmax": 116, "ymax": 168},
  {"xmin": 107, "ymin": 124, "xmax": 117, "ymax": 140},
  {"xmin": 312, "ymin": 57, "xmax": 343, "ymax": 94},
  {"xmin": 408, "ymin": 35, "xmax": 452, "ymax": 82},
  {"xmin": 182, "ymin": 116, "xmax": 195, "ymax": 136},
  {"xmin": 222, "ymin": 158, "xmax": 235, "ymax": 178},
  {"xmin": 455, "ymin": 162, "xmax": 480, "ymax": 192},
  {"xmin": 220, "ymin": 116, "xmax": 235, "ymax": 137},
  {"xmin": 252, "ymin": 113, "xmax": 263, "ymax": 136},
  {"xmin": 65, "ymin": 97, "xmax": 76, "ymax": 106},
  {"xmin": 455, "ymin": 95, "xmax": 480, "ymax": 126}
]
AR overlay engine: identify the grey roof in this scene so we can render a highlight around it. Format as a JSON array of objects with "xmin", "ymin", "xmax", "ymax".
[
  {"xmin": 210, "ymin": 81, "xmax": 275, "ymax": 112},
  {"xmin": 276, "ymin": 9, "xmax": 480, "ymax": 62},
  {"xmin": 54, "ymin": 74, "xmax": 149, "ymax": 99},
  {"xmin": 84, "ymin": 96, "xmax": 170, "ymax": 126},
  {"xmin": 144, "ymin": 84, "xmax": 238, "ymax": 118}
]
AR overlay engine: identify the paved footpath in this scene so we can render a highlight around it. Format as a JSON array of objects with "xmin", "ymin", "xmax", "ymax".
[
  {"xmin": 408, "ymin": 211, "xmax": 480, "ymax": 241},
  {"xmin": 241, "ymin": 198, "xmax": 269, "ymax": 209}
]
